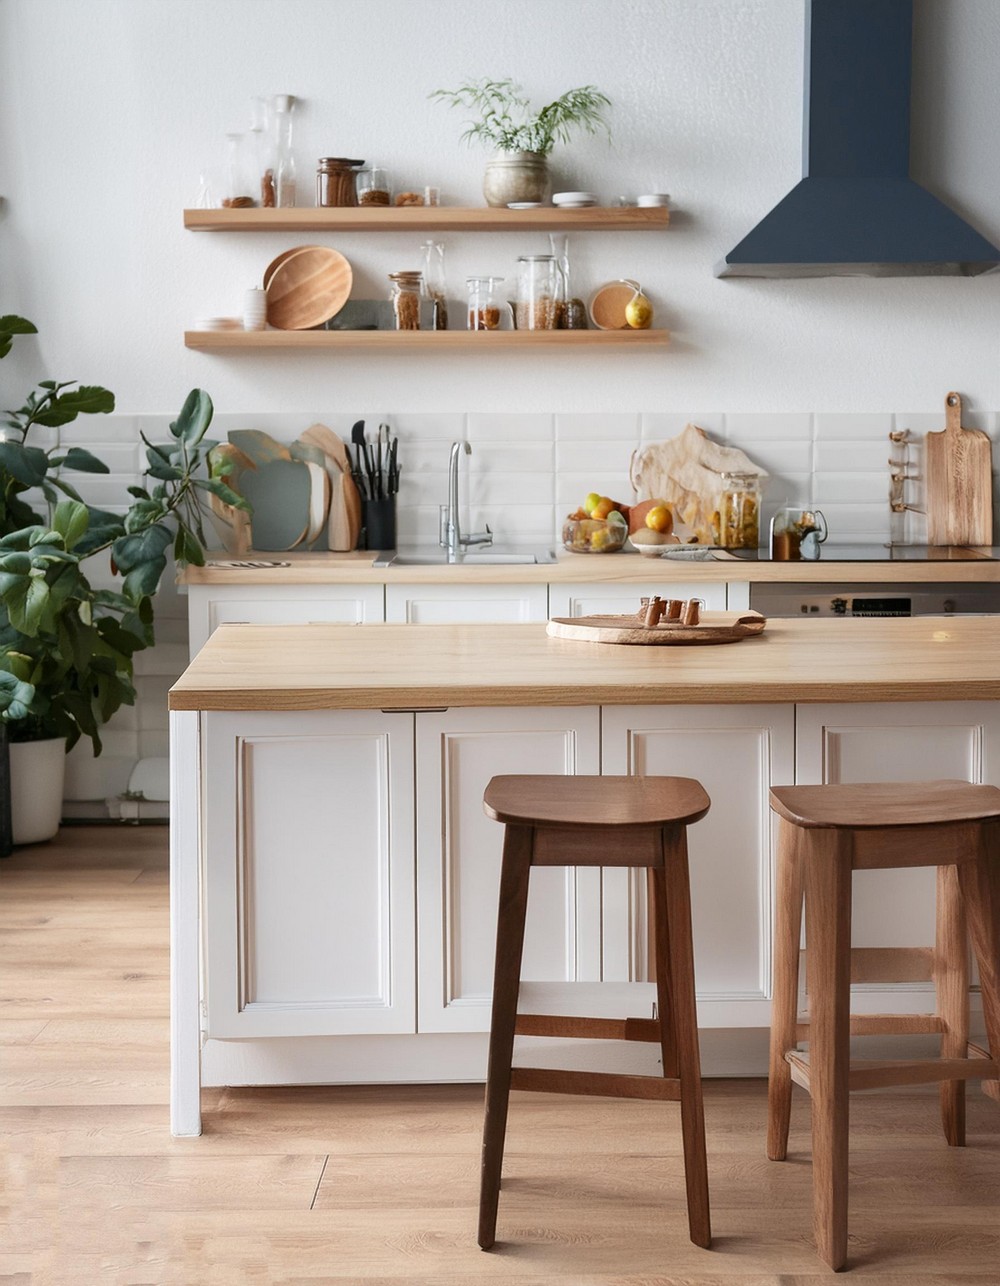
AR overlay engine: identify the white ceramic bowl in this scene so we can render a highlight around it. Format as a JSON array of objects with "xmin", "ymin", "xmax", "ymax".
[
  {"xmin": 637, "ymin": 193, "xmax": 670, "ymax": 207},
  {"xmin": 553, "ymin": 191, "xmax": 598, "ymax": 206}
]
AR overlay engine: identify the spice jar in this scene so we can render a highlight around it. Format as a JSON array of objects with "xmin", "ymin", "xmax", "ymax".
[
  {"xmin": 221, "ymin": 132, "xmax": 255, "ymax": 208},
  {"xmin": 316, "ymin": 157, "xmax": 364, "ymax": 207},
  {"xmin": 388, "ymin": 271, "xmax": 423, "ymax": 330},
  {"xmin": 420, "ymin": 241, "xmax": 448, "ymax": 330},
  {"xmin": 466, "ymin": 277, "xmax": 504, "ymax": 330},
  {"xmin": 719, "ymin": 471, "xmax": 761, "ymax": 549},
  {"xmin": 356, "ymin": 166, "xmax": 391, "ymax": 206},
  {"xmin": 514, "ymin": 255, "xmax": 558, "ymax": 331}
]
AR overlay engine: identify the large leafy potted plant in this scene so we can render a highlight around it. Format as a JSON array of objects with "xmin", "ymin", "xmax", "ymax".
[
  {"xmin": 431, "ymin": 78, "xmax": 611, "ymax": 207},
  {"xmin": 0, "ymin": 314, "xmax": 246, "ymax": 853}
]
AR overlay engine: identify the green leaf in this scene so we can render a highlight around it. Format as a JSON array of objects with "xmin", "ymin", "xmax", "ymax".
[
  {"xmin": 0, "ymin": 440, "xmax": 49, "ymax": 487},
  {"xmin": 48, "ymin": 475, "xmax": 85, "ymax": 504},
  {"xmin": 60, "ymin": 447, "xmax": 111, "ymax": 474},
  {"xmin": 0, "ymin": 671, "xmax": 36, "ymax": 723},
  {"xmin": 51, "ymin": 500, "xmax": 90, "ymax": 551},
  {"xmin": 0, "ymin": 315, "xmax": 37, "ymax": 360},
  {"xmin": 112, "ymin": 523, "xmax": 172, "ymax": 602},
  {"xmin": 174, "ymin": 524, "xmax": 206, "ymax": 567},
  {"xmin": 194, "ymin": 476, "xmax": 251, "ymax": 510},
  {"xmin": 0, "ymin": 566, "xmax": 49, "ymax": 634},
  {"xmin": 170, "ymin": 388, "xmax": 213, "ymax": 446},
  {"xmin": 28, "ymin": 385, "xmax": 115, "ymax": 428}
]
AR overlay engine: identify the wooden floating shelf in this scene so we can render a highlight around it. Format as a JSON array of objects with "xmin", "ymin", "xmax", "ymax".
[
  {"xmin": 185, "ymin": 328, "xmax": 670, "ymax": 351},
  {"xmin": 183, "ymin": 206, "xmax": 669, "ymax": 233}
]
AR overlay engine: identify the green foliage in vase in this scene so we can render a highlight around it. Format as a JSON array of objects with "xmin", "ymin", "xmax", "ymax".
[
  {"xmin": 430, "ymin": 79, "xmax": 611, "ymax": 157},
  {"xmin": 0, "ymin": 315, "xmax": 247, "ymax": 751}
]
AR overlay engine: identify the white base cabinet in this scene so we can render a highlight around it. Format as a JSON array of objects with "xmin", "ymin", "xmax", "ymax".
[
  {"xmin": 194, "ymin": 699, "xmax": 998, "ymax": 1089},
  {"xmin": 385, "ymin": 582, "xmax": 548, "ymax": 623},
  {"xmin": 188, "ymin": 583, "xmax": 384, "ymax": 654},
  {"xmin": 548, "ymin": 580, "xmax": 726, "ymax": 619}
]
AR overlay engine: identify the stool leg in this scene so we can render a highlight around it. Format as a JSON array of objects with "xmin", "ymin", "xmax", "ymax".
[
  {"xmin": 478, "ymin": 823, "xmax": 532, "ymax": 1251},
  {"xmin": 957, "ymin": 820, "xmax": 1000, "ymax": 1103},
  {"xmin": 768, "ymin": 818, "xmax": 805, "ymax": 1161},
  {"xmin": 658, "ymin": 829, "xmax": 711, "ymax": 1249},
  {"xmin": 804, "ymin": 829, "xmax": 853, "ymax": 1273},
  {"xmin": 935, "ymin": 863, "xmax": 969, "ymax": 1146},
  {"xmin": 648, "ymin": 867, "xmax": 679, "ymax": 1077}
]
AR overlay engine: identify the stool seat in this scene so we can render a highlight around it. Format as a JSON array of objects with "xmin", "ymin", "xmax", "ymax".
[
  {"xmin": 484, "ymin": 774, "xmax": 710, "ymax": 830},
  {"xmin": 770, "ymin": 779, "xmax": 1000, "ymax": 829},
  {"xmin": 478, "ymin": 773, "xmax": 712, "ymax": 1253}
]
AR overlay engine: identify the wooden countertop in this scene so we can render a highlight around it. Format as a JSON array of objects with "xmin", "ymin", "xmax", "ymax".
[
  {"xmin": 168, "ymin": 616, "xmax": 1000, "ymax": 711},
  {"xmin": 179, "ymin": 547, "xmax": 1000, "ymax": 587}
]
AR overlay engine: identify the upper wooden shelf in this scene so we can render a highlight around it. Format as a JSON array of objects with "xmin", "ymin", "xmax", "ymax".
[{"xmin": 182, "ymin": 206, "xmax": 670, "ymax": 233}]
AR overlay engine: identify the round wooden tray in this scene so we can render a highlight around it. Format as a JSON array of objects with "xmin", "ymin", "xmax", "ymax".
[
  {"xmin": 546, "ymin": 610, "xmax": 767, "ymax": 646},
  {"xmin": 265, "ymin": 245, "xmax": 352, "ymax": 330}
]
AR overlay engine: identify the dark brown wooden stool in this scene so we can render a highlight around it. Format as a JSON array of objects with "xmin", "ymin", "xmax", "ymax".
[
  {"xmin": 767, "ymin": 780, "xmax": 1000, "ymax": 1271},
  {"xmin": 478, "ymin": 773, "xmax": 712, "ymax": 1252}
]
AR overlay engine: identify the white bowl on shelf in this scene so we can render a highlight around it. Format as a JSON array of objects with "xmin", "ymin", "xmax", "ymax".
[
  {"xmin": 553, "ymin": 191, "xmax": 598, "ymax": 207},
  {"xmin": 637, "ymin": 193, "xmax": 670, "ymax": 207}
]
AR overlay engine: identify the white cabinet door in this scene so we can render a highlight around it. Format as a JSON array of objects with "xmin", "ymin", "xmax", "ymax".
[
  {"xmin": 549, "ymin": 580, "xmax": 726, "ymax": 619},
  {"xmin": 188, "ymin": 584, "xmax": 384, "ymax": 655},
  {"xmin": 416, "ymin": 706, "xmax": 601, "ymax": 1033},
  {"xmin": 202, "ymin": 709, "xmax": 415, "ymax": 1038},
  {"xmin": 795, "ymin": 701, "xmax": 1000, "ymax": 955},
  {"xmin": 602, "ymin": 704, "xmax": 795, "ymax": 1027},
  {"xmin": 385, "ymin": 583, "xmax": 548, "ymax": 624}
]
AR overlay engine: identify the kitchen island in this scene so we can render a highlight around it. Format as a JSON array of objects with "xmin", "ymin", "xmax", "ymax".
[{"xmin": 168, "ymin": 616, "xmax": 1000, "ymax": 1134}]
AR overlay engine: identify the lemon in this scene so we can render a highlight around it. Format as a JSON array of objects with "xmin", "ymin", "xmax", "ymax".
[
  {"xmin": 625, "ymin": 291, "xmax": 653, "ymax": 329},
  {"xmin": 583, "ymin": 491, "xmax": 602, "ymax": 515}
]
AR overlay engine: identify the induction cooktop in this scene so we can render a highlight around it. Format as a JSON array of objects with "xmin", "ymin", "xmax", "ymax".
[{"xmin": 724, "ymin": 544, "xmax": 998, "ymax": 562}]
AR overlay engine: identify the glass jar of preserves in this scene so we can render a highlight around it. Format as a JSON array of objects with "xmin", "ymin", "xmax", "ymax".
[
  {"xmin": 466, "ymin": 277, "xmax": 504, "ymax": 330},
  {"xmin": 514, "ymin": 255, "xmax": 558, "ymax": 331},
  {"xmin": 719, "ymin": 471, "xmax": 761, "ymax": 549},
  {"xmin": 316, "ymin": 157, "xmax": 364, "ymax": 207},
  {"xmin": 388, "ymin": 271, "xmax": 423, "ymax": 330}
]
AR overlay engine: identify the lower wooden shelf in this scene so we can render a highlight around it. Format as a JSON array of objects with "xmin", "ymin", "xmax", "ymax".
[{"xmin": 184, "ymin": 328, "xmax": 670, "ymax": 351}]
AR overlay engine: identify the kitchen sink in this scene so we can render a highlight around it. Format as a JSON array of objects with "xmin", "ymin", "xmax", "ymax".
[{"xmin": 374, "ymin": 547, "xmax": 558, "ymax": 567}]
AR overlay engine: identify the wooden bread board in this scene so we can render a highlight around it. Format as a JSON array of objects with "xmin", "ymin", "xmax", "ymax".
[
  {"xmin": 547, "ymin": 610, "xmax": 767, "ymax": 646},
  {"xmin": 925, "ymin": 392, "xmax": 993, "ymax": 546}
]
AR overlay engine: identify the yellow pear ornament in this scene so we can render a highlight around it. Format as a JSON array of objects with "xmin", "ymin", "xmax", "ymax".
[{"xmin": 624, "ymin": 283, "xmax": 653, "ymax": 329}]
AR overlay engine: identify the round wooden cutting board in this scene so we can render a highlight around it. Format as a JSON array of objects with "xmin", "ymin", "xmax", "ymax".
[{"xmin": 265, "ymin": 246, "xmax": 352, "ymax": 330}]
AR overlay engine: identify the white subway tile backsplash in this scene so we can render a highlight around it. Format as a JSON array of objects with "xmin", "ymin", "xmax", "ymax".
[
  {"xmin": 725, "ymin": 412, "xmax": 813, "ymax": 441},
  {"xmin": 812, "ymin": 503, "xmax": 890, "ymax": 540},
  {"xmin": 60, "ymin": 415, "xmax": 139, "ymax": 445},
  {"xmin": 813, "ymin": 472, "xmax": 889, "ymax": 504},
  {"xmin": 467, "ymin": 412, "xmax": 553, "ymax": 442},
  {"xmin": 556, "ymin": 441, "xmax": 636, "ymax": 474},
  {"xmin": 473, "ymin": 443, "xmax": 554, "ymax": 474},
  {"xmin": 815, "ymin": 413, "xmax": 893, "ymax": 441},
  {"xmin": 470, "ymin": 504, "xmax": 555, "ymax": 542},
  {"xmin": 555, "ymin": 412, "xmax": 640, "ymax": 441},
  {"xmin": 468, "ymin": 471, "xmax": 554, "ymax": 507},
  {"xmin": 814, "ymin": 439, "xmax": 891, "ymax": 473},
  {"xmin": 761, "ymin": 473, "xmax": 812, "ymax": 510},
  {"xmin": 739, "ymin": 440, "xmax": 813, "ymax": 477},
  {"xmin": 641, "ymin": 412, "xmax": 726, "ymax": 441}
]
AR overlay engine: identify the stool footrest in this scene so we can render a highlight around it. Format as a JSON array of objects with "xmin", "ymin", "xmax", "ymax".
[
  {"xmin": 968, "ymin": 1041, "xmax": 1000, "ymax": 1103},
  {"xmin": 510, "ymin": 1066, "xmax": 682, "ymax": 1101},
  {"xmin": 796, "ymin": 1013, "xmax": 947, "ymax": 1040},
  {"xmin": 515, "ymin": 1013, "xmax": 661, "ymax": 1043},
  {"xmin": 786, "ymin": 1049, "xmax": 1000, "ymax": 1092}
]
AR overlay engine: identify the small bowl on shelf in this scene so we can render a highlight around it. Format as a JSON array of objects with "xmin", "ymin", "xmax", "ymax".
[{"xmin": 562, "ymin": 516, "xmax": 628, "ymax": 554}]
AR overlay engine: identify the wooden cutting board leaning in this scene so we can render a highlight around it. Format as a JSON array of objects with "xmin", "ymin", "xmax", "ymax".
[{"xmin": 925, "ymin": 392, "xmax": 993, "ymax": 546}]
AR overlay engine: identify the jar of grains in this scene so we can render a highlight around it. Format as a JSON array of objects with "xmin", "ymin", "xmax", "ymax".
[
  {"xmin": 514, "ymin": 255, "xmax": 559, "ymax": 330},
  {"xmin": 388, "ymin": 271, "xmax": 423, "ymax": 330},
  {"xmin": 356, "ymin": 166, "xmax": 391, "ymax": 206},
  {"xmin": 466, "ymin": 276, "xmax": 504, "ymax": 330},
  {"xmin": 316, "ymin": 157, "xmax": 364, "ymax": 207}
]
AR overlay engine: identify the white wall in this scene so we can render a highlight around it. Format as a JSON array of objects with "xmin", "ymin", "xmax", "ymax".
[{"xmin": 1, "ymin": 0, "xmax": 998, "ymax": 415}]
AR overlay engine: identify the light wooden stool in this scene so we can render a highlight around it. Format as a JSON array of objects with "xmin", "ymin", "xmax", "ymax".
[
  {"xmin": 478, "ymin": 773, "xmax": 712, "ymax": 1252},
  {"xmin": 767, "ymin": 780, "xmax": 1000, "ymax": 1271}
]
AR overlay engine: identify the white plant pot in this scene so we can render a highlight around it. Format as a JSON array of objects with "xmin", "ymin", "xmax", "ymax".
[
  {"xmin": 482, "ymin": 151, "xmax": 552, "ymax": 208},
  {"xmin": 10, "ymin": 737, "xmax": 66, "ymax": 845}
]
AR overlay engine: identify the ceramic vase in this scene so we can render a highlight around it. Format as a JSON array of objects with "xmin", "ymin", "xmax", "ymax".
[
  {"xmin": 482, "ymin": 152, "xmax": 551, "ymax": 208},
  {"xmin": 10, "ymin": 737, "xmax": 65, "ymax": 845}
]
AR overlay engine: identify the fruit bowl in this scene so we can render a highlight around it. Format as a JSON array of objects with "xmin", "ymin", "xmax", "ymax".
[{"xmin": 562, "ymin": 517, "xmax": 628, "ymax": 554}]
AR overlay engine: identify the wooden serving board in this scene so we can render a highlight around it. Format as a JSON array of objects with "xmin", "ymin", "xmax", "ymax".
[
  {"xmin": 546, "ymin": 610, "xmax": 767, "ymax": 646},
  {"xmin": 925, "ymin": 392, "xmax": 993, "ymax": 546}
]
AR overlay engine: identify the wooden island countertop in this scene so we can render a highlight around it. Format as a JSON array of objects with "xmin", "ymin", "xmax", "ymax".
[{"xmin": 168, "ymin": 615, "xmax": 1000, "ymax": 712}]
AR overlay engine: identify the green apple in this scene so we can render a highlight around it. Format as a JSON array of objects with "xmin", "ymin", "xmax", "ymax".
[{"xmin": 583, "ymin": 491, "xmax": 602, "ymax": 515}]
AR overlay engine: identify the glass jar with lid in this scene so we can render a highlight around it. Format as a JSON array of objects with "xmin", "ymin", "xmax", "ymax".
[
  {"xmin": 466, "ymin": 277, "xmax": 504, "ymax": 330},
  {"xmin": 316, "ymin": 157, "xmax": 364, "ymax": 207},
  {"xmin": 221, "ymin": 132, "xmax": 255, "ymax": 208},
  {"xmin": 356, "ymin": 165, "xmax": 391, "ymax": 206},
  {"xmin": 719, "ymin": 471, "xmax": 761, "ymax": 549},
  {"xmin": 388, "ymin": 271, "xmax": 423, "ymax": 330},
  {"xmin": 514, "ymin": 255, "xmax": 558, "ymax": 330},
  {"xmin": 419, "ymin": 241, "xmax": 448, "ymax": 330}
]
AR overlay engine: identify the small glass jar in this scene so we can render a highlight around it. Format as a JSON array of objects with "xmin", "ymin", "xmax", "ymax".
[
  {"xmin": 316, "ymin": 157, "xmax": 364, "ymax": 207},
  {"xmin": 719, "ymin": 471, "xmax": 761, "ymax": 549},
  {"xmin": 466, "ymin": 277, "xmax": 504, "ymax": 330},
  {"xmin": 221, "ymin": 132, "xmax": 255, "ymax": 208},
  {"xmin": 769, "ymin": 507, "xmax": 829, "ymax": 560},
  {"xmin": 356, "ymin": 165, "xmax": 391, "ymax": 206},
  {"xmin": 388, "ymin": 271, "xmax": 423, "ymax": 330},
  {"xmin": 514, "ymin": 255, "xmax": 558, "ymax": 331},
  {"xmin": 420, "ymin": 241, "xmax": 448, "ymax": 330}
]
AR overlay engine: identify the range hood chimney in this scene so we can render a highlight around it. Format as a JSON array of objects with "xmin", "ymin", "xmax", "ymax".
[{"xmin": 716, "ymin": 0, "xmax": 1000, "ymax": 278}]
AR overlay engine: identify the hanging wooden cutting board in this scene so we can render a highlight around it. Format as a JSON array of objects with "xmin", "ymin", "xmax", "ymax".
[
  {"xmin": 299, "ymin": 423, "xmax": 362, "ymax": 551},
  {"xmin": 925, "ymin": 392, "xmax": 993, "ymax": 546}
]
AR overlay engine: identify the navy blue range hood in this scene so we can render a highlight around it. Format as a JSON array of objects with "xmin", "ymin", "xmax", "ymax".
[{"xmin": 716, "ymin": 0, "xmax": 1000, "ymax": 278}]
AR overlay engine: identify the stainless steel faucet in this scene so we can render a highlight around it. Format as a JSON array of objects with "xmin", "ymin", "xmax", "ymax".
[{"xmin": 440, "ymin": 441, "xmax": 492, "ymax": 556}]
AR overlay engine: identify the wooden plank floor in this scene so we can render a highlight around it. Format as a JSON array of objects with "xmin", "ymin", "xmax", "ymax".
[{"xmin": 1, "ymin": 826, "xmax": 998, "ymax": 1285}]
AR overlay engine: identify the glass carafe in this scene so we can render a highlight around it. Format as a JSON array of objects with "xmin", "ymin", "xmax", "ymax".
[
  {"xmin": 420, "ymin": 240, "xmax": 448, "ymax": 330},
  {"xmin": 514, "ymin": 255, "xmax": 558, "ymax": 330},
  {"xmin": 272, "ymin": 94, "xmax": 297, "ymax": 207},
  {"xmin": 769, "ymin": 506, "xmax": 828, "ymax": 560},
  {"xmin": 221, "ymin": 132, "xmax": 255, "ymax": 208},
  {"xmin": 549, "ymin": 234, "xmax": 587, "ymax": 329}
]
